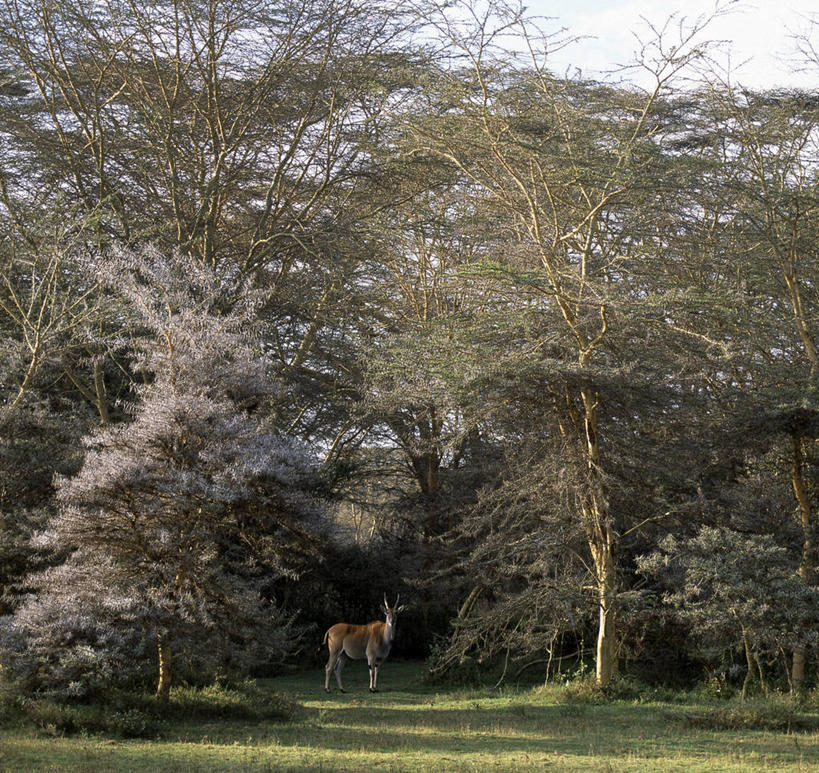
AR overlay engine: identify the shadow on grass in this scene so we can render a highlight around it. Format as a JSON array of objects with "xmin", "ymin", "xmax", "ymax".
[
  {"xmin": 253, "ymin": 663, "xmax": 819, "ymax": 768},
  {"xmin": 156, "ymin": 701, "xmax": 818, "ymax": 768},
  {"xmin": 3, "ymin": 662, "xmax": 818, "ymax": 773}
]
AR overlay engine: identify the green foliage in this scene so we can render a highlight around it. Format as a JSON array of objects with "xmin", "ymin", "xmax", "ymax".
[
  {"xmin": 1, "ymin": 681, "xmax": 299, "ymax": 739},
  {"xmin": 559, "ymin": 675, "xmax": 673, "ymax": 705},
  {"xmin": 640, "ymin": 527, "xmax": 819, "ymax": 661},
  {"xmin": 0, "ymin": 399, "xmax": 91, "ymax": 614},
  {"xmin": 154, "ymin": 682, "xmax": 299, "ymax": 723}
]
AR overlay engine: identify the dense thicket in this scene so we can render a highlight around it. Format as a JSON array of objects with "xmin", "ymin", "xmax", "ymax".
[{"xmin": 0, "ymin": 0, "xmax": 816, "ymax": 698}]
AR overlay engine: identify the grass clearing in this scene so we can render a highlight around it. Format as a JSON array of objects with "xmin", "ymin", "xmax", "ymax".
[{"xmin": 1, "ymin": 661, "xmax": 818, "ymax": 771}]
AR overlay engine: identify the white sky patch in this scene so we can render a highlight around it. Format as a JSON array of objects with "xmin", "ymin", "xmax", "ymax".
[{"xmin": 524, "ymin": 0, "xmax": 818, "ymax": 88}]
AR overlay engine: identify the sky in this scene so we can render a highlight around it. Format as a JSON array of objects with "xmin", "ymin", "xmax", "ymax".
[{"xmin": 522, "ymin": 0, "xmax": 818, "ymax": 89}]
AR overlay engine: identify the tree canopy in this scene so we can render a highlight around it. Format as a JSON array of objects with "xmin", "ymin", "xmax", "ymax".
[{"xmin": 1, "ymin": 0, "xmax": 817, "ymax": 698}]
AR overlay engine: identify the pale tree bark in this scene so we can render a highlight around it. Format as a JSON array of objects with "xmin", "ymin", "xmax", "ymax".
[
  {"xmin": 63, "ymin": 359, "xmax": 111, "ymax": 426},
  {"xmin": 786, "ymin": 256, "xmax": 818, "ymax": 692},
  {"xmin": 580, "ymin": 381, "xmax": 618, "ymax": 685},
  {"xmin": 93, "ymin": 359, "xmax": 110, "ymax": 426},
  {"xmin": 741, "ymin": 626, "xmax": 755, "ymax": 701},
  {"xmin": 155, "ymin": 629, "xmax": 172, "ymax": 702}
]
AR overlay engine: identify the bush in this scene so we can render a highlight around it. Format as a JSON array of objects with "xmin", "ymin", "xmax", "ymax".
[
  {"xmin": 425, "ymin": 649, "xmax": 484, "ymax": 688},
  {"xmin": 1, "ymin": 681, "xmax": 299, "ymax": 739},
  {"xmin": 600, "ymin": 676, "xmax": 682, "ymax": 703},
  {"xmin": 19, "ymin": 698, "xmax": 83, "ymax": 736},
  {"xmin": 104, "ymin": 707, "xmax": 151, "ymax": 738},
  {"xmin": 552, "ymin": 672, "xmax": 689, "ymax": 705},
  {"xmin": 555, "ymin": 673, "xmax": 606, "ymax": 704}
]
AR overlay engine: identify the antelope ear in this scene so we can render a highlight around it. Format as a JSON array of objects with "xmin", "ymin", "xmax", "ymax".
[
  {"xmin": 380, "ymin": 603, "xmax": 388, "ymax": 614},
  {"xmin": 396, "ymin": 605, "xmax": 406, "ymax": 613}
]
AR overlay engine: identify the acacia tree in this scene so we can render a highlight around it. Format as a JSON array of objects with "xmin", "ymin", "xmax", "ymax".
[
  {"xmin": 0, "ymin": 0, "xmax": 412, "ymax": 265},
  {"xmin": 0, "ymin": 239, "xmax": 112, "ymax": 416},
  {"xmin": 726, "ymin": 89, "xmax": 819, "ymax": 692},
  {"xmin": 6, "ymin": 247, "xmax": 326, "ymax": 700},
  {"xmin": 408, "ymin": 1, "xmax": 729, "ymax": 686},
  {"xmin": 681, "ymin": 79, "xmax": 819, "ymax": 690},
  {"xmin": 359, "ymin": 162, "xmax": 507, "ymax": 545},
  {"xmin": 0, "ymin": 0, "xmax": 424, "ymax": 454},
  {"xmin": 0, "ymin": 218, "xmax": 119, "ymax": 615}
]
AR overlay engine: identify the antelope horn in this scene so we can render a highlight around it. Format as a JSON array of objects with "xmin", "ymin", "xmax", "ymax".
[{"xmin": 383, "ymin": 592, "xmax": 389, "ymax": 608}]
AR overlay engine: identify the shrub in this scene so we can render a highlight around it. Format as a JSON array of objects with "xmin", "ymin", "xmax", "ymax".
[
  {"xmin": 2, "ymin": 681, "xmax": 299, "ymax": 739},
  {"xmin": 6, "ymin": 248, "xmax": 327, "ymax": 701},
  {"xmin": 103, "ymin": 708, "xmax": 151, "ymax": 738},
  {"xmin": 556, "ymin": 673, "xmax": 605, "ymax": 704},
  {"xmin": 18, "ymin": 699, "xmax": 83, "ymax": 736}
]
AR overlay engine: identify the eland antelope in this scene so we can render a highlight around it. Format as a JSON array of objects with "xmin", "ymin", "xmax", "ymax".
[{"xmin": 323, "ymin": 594, "xmax": 405, "ymax": 693}]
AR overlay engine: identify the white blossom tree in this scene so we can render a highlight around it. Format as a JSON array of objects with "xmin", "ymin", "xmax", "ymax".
[{"xmin": 6, "ymin": 247, "xmax": 327, "ymax": 700}]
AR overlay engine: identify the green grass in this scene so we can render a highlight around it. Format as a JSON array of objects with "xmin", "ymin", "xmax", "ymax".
[{"xmin": 1, "ymin": 661, "xmax": 818, "ymax": 772}]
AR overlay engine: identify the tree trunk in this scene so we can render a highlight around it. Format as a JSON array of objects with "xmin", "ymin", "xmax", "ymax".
[
  {"xmin": 415, "ymin": 453, "xmax": 441, "ymax": 544},
  {"xmin": 155, "ymin": 630, "xmax": 172, "ymax": 702},
  {"xmin": 389, "ymin": 410, "xmax": 443, "ymax": 545},
  {"xmin": 580, "ymin": 384, "xmax": 618, "ymax": 688},
  {"xmin": 792, "ymin": 650, "xmax": 807, "ymax": 695},
  {"xmin": 741, "ymin": 626, "xmax": 754, "ymax": 701},
  {"xmin": 595, "ymin": 541, "xmax": 618, "ymax": 687},
  {"xmin": 790, "ymin": 434, "xmax": 814, "ymax": 693},
  {"xmin": 454, "ymin": 585, "xmax": 482, "ymax": 632}
]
